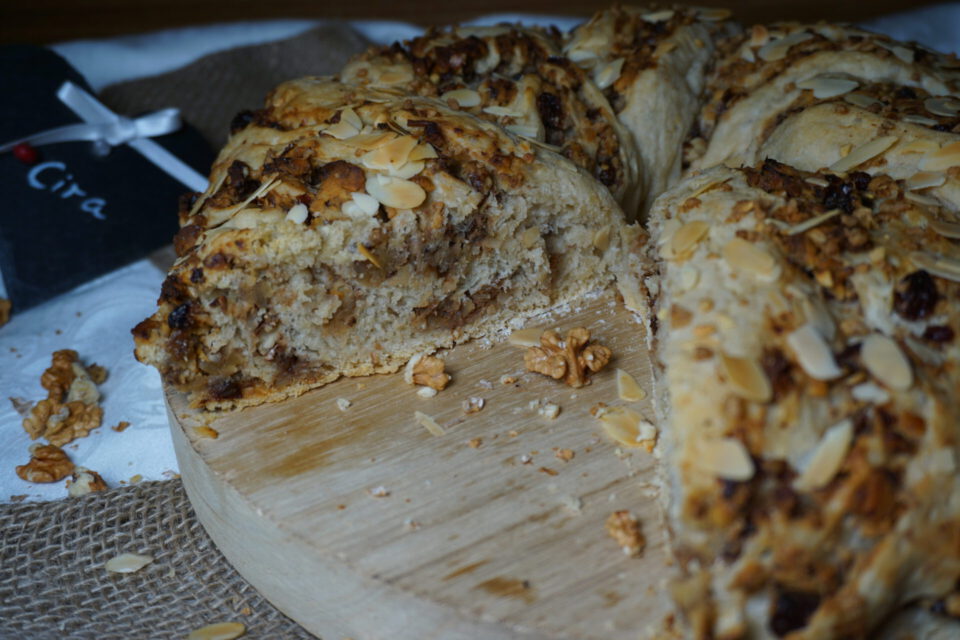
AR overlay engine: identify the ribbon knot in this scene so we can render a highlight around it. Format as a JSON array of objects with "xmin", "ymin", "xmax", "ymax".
[{"xmin": 1, "ymin": 81, "xmax": 207, "ymax": 192}]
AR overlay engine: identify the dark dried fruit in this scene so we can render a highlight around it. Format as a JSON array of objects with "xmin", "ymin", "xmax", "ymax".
[
  {"xmin": 167, "ymin": 303, "xmax": 192, "ymax": 330},
  {"xmin": 893, "ymin": 270, "xmax": 939, "ymax": 320},
  {"xmin": 537, "ymin": 92, "xmax": 565, "ymax": 131},
  {"xmin": 230, "ymin": 110, "xmax": 256, "ymax": 134},
  {"xmin": 923, "ymin": 325, "xmax": 955, "ymax": 343},
  {"xmin": 770, "ymin": 589, "xmax": 820, "ymax": 636}
]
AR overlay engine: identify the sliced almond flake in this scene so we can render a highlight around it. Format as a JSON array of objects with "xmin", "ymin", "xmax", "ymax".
[
  {"xmin": 325, "ymin": 120, "xmax": 360, "ymax": 140},
  {"xmin": 793, "ymin": 419, "xmax": 853, "ymax": 491},
  {"xmin": 595, "ymin": 406, "xmax": 649, "ymax": 448},
  {"xmin": 719, "ymin": 352, "xmax": 772, "ymax": 402},
  {"xmin": 415, "ymin": 410, "xmax": 445, "ymax": 437},
  {"xmin": 654, "ymin": 40, "xmax": 679, "ymax": 57},
  {"xmin": 696, "ymin": 7, "xmax": 732, "ymax": 20},
  {"xmin": 829, "ymin": 136, "xmax": 899, "ymax": 173},
  {"xmin": 592, "ymin": 226, "xmax": 612, "ymax": 251},
  {"xmin": 340, "ymin": 106, "xmax": 363, "ymax": 130},
  {"xmin": 899, "ymin": 139, "xmax": 940, "ymax": 155},
  {"xmin": 408, "ymin": 143, "xmax": 438, "ymax": 162},
  {"xmin": 692, "ymin": 438, "xmax": 755, "ymax": 481},
  {"xmin": 722, "ymin": 238, "xmax": 779, "ymax": 281},
  {"xmin": 799, "ymin": 295, "xmax": 836, "ymax": 341},
  {"xmin": 441, "ymin": 88, "xmax": 482, "ymax": 108},
  {"xmin": 862, "ymin": 333, "xmax": 913, "ymax": 391},
  {"xmin": 770, "ymin": 208, "xmax": 841, "ymax": 235},
  {"xmin": 805, "ymin": 176, "xmax": 830, "ymax": 187},
  {"xmin": 690, "ymin": 177, "xmax": 732, "ymax": 198},
  {"xmin": 679, "ymin": 264, "xmax": 700, "ymax": 292},
  {"xmin": 508, "ymin": 327, "xmax": 543, "ymax": 348},
  {"xmin": 505, "ymin": 123, "xmax": 542, "ymax": 139},
  {"xmin": 931, "ymin": 219, "xmax": 960, "ymax": 238},
  {"xmin": 902, "ymin": 113, "xmax": 940, "ymax": 127},
  {"xmin": 905, "ymin": 171, "xmax": 946, "ymax": 191},
  {"xmin": 594, "ymin": 58, "xmax": 625, "ymax": 91},
  {"xmin": 378, "ymin": 69, "xmax": 413, "ymax": 85},
  {"xmin": 797, "ymin": 75, "xmax": 859, "ymax": 99},
  {"xmin": 758, "ymin": 31, "xmax": 814, "ymax": 62},
  {"xmin": 877, "ymin": 42, "xmax": 915, "ymax": 63},
  {"xmin": 616, "ymin": 369, "xmax": 646, "ymax": 402},
  {"xmin": 361, "ymin": 135, "xmax": 418, "ymax": 171},
  {"xmin": 851, "ymin": 382, "xmax": 890, "ymax": 404},
  {"xmin": 918, "ymin": 141, "xmax": 960, "ymax": 171},
  {"xmin": 388, "ymin": 160, "xmax": 425, "ymax": 180},
  {"xmin": 905, "ymin": 191, "xmax": 941, "ymax": 207},
  {"xmin": 567, "ymin": 48, "xmax": 599, "ymax": 65},
  {"xmin": 786, "ymin": 324, "xmax": 842, "ymax": 380},
  {"xmin": 483, "ymin": 105, "xmax": 524, "ymax": 118},
  {"xmin": 285, "ymin": 203, "xmax": 308, "ymax": 224},
  {"xmin": 642, "ymin": 9, "xmax": 675, "ymax": 22},
  {"xmin": 351, "ymin": 191, "xmax": 380, "ymax": 215},
  {"xmin": 339, "ymin": 131, "xmax": 397, "ymax": 150},
  {"xmin": 911, "ymin": 251, "xmax": 960, "ymax": 282},
  {"xmin": 104, "ymin": 553, "xmax": 153, "ymax": 574},
  {"xmin": 741, "ymin": 47, "xmax": 756, "ymax": 63},
  {"xmin": 657, "ymin": 218, "xmax": 682, "ymax": 246},
  {"xmin": 187, "ymin": 622, "xmax": 246, "ymax": 640},
  {"xmin": 905, "ymin": 335, "xmax": 946, "ymax": 367},
  {"xmin": 365, "ymin": 175, "xmax": 426, "ymax": 209},
  {"xmin": 356, "ymin": 244, "xmax": 382, "ymax": 269},
  {"xmin": 924, "ymin": 96, "xmax": 960, "ymax": 117},
  {"xmin": 668, "ymin": 220, "xmax": 710, "ymax": 257},
  {"xmin": 524, "ymin": 136, "xmax": 564, "ymax": 153},
  {"xmin": 843, "ymin": 93, "xmax": 882, "ymax": 109},
  {"xmin": 205, "ymin": 178, "xmax": 280, "ymax": 228}
]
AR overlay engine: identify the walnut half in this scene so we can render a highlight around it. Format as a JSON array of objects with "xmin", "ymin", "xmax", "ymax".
[
  {"xmin": 524, "ymin": 327, "xmax": 612, "ymax": 388},
  {"xmin": 16, "ymin": 443, "xmax": 75, "ymax": 483},
  {"xmin": 405, "ymin": 354, "xmax": 451, "ymax": 391},
  {"xmin": 22, "ymin": 349, "xmax": 106, "ymax": 446}
]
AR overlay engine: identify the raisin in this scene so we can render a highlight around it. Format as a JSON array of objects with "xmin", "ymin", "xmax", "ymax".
[
  {"xmin": 537, "ymin": 92, "xmax": 565, "ymax": 131},
  {"xmin": 208, "ymin": 377, "xmax": 242, "ymax": 400},
  {"xmin": 822, "ymin": 180, "xmax": 855, "ymax": 212},
  {"xmin": 190, "ymin": 268, "xmax": 205, "ymax": 284},
  {"xmin": 895, "ymin": 86, "xmax": 917, "ymax": 99},
  {"xmin": 923, "ymin": 325, "xmax": 955, "ymax": 343},
  {"xmin": 770, "ymin": 589, "xmax": 820, "ymax": 636},
  {"xmin": 167, "ymin": 303, "xmax": 192, "ymax": 329},
  {"xmin": 893, "ymin": 270, "xmax": 939, "ymax": 320}
]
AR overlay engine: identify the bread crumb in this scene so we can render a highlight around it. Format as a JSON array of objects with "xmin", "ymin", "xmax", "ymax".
[
  {"xmin": 417, "ymin": 386, "xmax": 438, "ymax": 398},
  {"xmin": 467, "ymin": 437, "xmax": 483, "ymax": 448},
  {"xmin": 606, "ymin": 510, "xmax": 645, "ymax": 557},
  {"xmin": 462, "ymin": 396, "xmax": 485, "ymax": 414},
  {"xmin": 368, "ymin": 486, "xmax": 390, "ymax": 498},
  {"xmin": 555, "ymin": 448, "xmax": 575, "ymax": 462},
  {"xmin": 336, "ymin": 397, "xmax": 352, "ymax": 411},
  {"xmin": 112, "ymin": 421, "xmax": 131, "ymax": 432}
]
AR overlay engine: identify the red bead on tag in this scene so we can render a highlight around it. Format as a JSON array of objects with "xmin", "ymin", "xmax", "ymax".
[{"xmin": 12, "ymin": 142, "xmax": 40, "ymax": 165}]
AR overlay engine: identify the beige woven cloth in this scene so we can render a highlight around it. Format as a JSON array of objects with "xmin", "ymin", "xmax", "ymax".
[
  {"xmin": 0, "ymin": 480, "xmax": 317, "ymax": 639},
  {"xmin": 0, "ymin": 25, "xmax": 383, "ymax": 639}
]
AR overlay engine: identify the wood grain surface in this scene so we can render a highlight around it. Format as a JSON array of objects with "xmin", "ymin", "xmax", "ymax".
[
  {"xmin": 167, "ymin": 290, "xmax": 670, "ymax": 640},
  {"xmin": 4, "ymin": 0, "xmax": 936, "ymax": 44}
]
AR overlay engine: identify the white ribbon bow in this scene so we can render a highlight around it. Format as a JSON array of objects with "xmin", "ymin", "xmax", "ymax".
[{"xmin": 1, "ymin": 81, "xmax": 208, "ymax": 192}]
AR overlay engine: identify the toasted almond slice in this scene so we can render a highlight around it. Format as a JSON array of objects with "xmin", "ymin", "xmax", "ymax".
[
  {"xmin": 829, "ymin": 136, "xmax": 899, "ymax": 173},
  {"xmin": 339, "ymin": 131, "xmax": 397, "ymax": 150},
  {"xmin": 325, "ymin": 120, "xmax": 360, "ymax": 140},
  {"xmin": 483, "ymin": 105, "xmax": 524, "ymax": 118},
  {"xmin": 642, "ymin": 9, "xmax": 675, "ymax": 21},
  {"xmin": 596, "ymin": 406, "xmax": 649, "ymax": 448},
  {"xmin": 906, "ymin": 171, "xmax": 947, "ymax": 190},
  {"xmin": 388, "ymin": 160, "xmax": 425, "ymax": 180},
  {"xmin": 361, "ymin": 135, "xmax": 419, "ymax": 171},
  {"xmin": 415, "ymin": 410, "xmax": 445, "ymax": 436},
  {"xmin": 799, "ymin": 295, "xmax": 836, "ymax": 341},
  {"xmin": 723, "ymin": 238, "xmax": 779, "ymax": 281},
  {"xmin": 594, "ymin": 58, "xmax": 626, "ymax": 90},
  {"xmin": 851, "ymin": 382, "xmax": 890, "ymax": 404},
  {"xmin": 592, "ymin": 226, "xmax": 612, "ymax": 251},
  {"xmin": 104, "ymin": 552, "xmax": 153, "ymax": 574},
  {"xmin": 911, "ymin": 251, "xmax": 960, "ymax": 282},
  {"xmin": 924, "ymin": 96, "xmax": 960, "ymax": 117},
  {"xmin": 366, "ymin": 175, "xmax": 426, "ymax": 209},
  {"xmin": 441, "ymin": 88, "xmax": 482, "ymax": 108},
  {"xmin": 931, "ymin": 219, "xmax": 960, "ymax": 238},
  {"xmin": 905, "ymin": 191, "xmax": 941, "ymax": 207},
  {"xmin": 794, "ymin": 419, "xmax": 853, "ymax": 491},
  {"xmin": 408, "ymin": 143, "xmax": 438, "ymax": 162},
  {"xmin": 508, "ymin": 327, "xmax": 543, "ymax": 348},
  {"xmin": 505, "ymin": 123, "xmax": 542, "ymax": 139},
  {"xmin": 357, "ymin": 244, "xmax": 382, "ymax": 269},
  {"xmin": 378, "ymin": 68, "xmax": 413, "ymax": 85},
  {"xmin": 340, "ymin": 106, "xmax": 363, "ymax": 130},
  {"xmin": 285, "ymin": 203, "xmax": 309, "ymax": 224},
  {"xmin": 861, "ymin": 333, "xmax": 913, "ymax": 390},
  {"xmin": 786, "ymin": 323, "xmax": 842, "ymax": 380},
  {"xmin": 679, "ymin": 264, "xmax": 700, "ymax": 292},
  {"xmin": 899, "ymin": 139, "xmax": 940, "ymax": 155},
  {"xmin": 758, "ymin": 31, "xmax": 814, "ymax": 62},
  {"xmin": 902, "ymin": 113, "xmax": 940, "ymax": 127},
  {"xmin": 878, "ymin": 42, "xmax": 914, "ymax": 63},
  {"xmin": 843, "ymin": 93, "xmax": 882, "ymax": 109},
  {"xmin": 918, "ymin": 141, "xmax": 960, "ymax": 171},
  {"xmin": 187, "ymin": 622, "xmax": 246, "ymax": 640},
  {"xmin": 351, "ymin": 191, "xmax": 380, "ymax": 215},
  {"xmin": 616, "ymin": 369, "xmax": 646, "ymax": 402},
  {"xmin": 693, "ymin": 438, "xmax": 755, "ymax": 481},
  {"xmin": 770, "ymin": 208, "xmax": 841, "ymax": 235},
  {"xmin": 567, "ymin": 48, "xmax": 599, "ymax": 65},
  {"xmin": 719, "ymin": 352, "xmax": 772, "ymax": 403},
  {"xmin": 797, "ymin": 75, "xmax": 859, "ymax": 99},
  {"xmin": 669, "ymin": 220, "xmax": 710, "ymax": 257},
  {"xmin": 805, "ymin": 176, "xmax": 830, "ymax": 187}
]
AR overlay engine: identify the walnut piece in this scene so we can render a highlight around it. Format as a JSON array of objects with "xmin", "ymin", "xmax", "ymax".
[
  {"xmin": 605, "ymin": 510, "xmax": 645, "ymax": 557},
  {"xmin": 16, "ymin": 443, "xmax": 75, "ymax": 483},
  {"xmin": 524, "ymin": 327, "xmax": 612, "ymax": 388},
  {"xmin": 22, "ymin": 349, "xmax": 106, "ymax": 446},
  {"xmin": 66, "ymin": 467, "xmax": 108, "ymax": 497},
  {"xmin": 410, "ymin": 355, "xmax": 451, "ymax": 390}
]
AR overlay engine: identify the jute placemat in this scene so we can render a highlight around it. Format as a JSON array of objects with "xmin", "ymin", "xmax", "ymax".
[{"xmin": 0, "ymin": 479, "xmax": 318, "ymax": 639}]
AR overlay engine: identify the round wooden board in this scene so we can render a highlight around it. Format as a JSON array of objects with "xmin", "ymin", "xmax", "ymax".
[{"xmin": 167, "ymin": 290, "xmax": 672, "ymax": 640}]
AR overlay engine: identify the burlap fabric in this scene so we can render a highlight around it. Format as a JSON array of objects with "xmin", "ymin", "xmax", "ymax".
[{"xmin": 0, "ymin": 480, "xmax": 317, "ymax": 639}]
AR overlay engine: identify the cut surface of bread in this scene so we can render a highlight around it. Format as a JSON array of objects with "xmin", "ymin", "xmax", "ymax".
[
  {"xmin": 133, "ymin": 78, "xmax": 633, "ymax": 410},
  {"xmin": 646, "ymin": 161, "xmax": 960, "ymax": 639}
]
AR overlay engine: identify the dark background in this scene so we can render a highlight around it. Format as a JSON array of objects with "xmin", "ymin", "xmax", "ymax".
[{"xmin": 1, "ymin": 0, "xmax": 942, "ymax": 44}]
